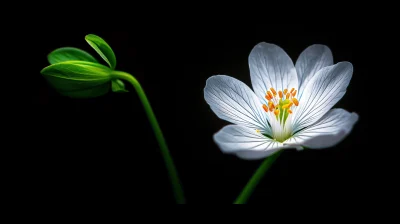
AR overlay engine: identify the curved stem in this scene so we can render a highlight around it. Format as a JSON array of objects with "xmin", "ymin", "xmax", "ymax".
[
  {"xmin": 111, "ymin": 71, "xmax": 185, "ymax": 204},
  {"xmin": 234, "ymin": 151, "xmax": 282, "ymax": 204}
]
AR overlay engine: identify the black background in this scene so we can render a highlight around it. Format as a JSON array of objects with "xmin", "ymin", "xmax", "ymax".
[{"xmin": 11, "ymin": 26, "xmax": 380, "ymax": 205}]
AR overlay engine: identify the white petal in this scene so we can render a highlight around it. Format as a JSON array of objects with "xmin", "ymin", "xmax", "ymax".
[
  {"xmin": 235, "ymin": 150, "xmax": 281, "ymax": 160},
  {"xmin": 249, "ymin": 42, "xmax": 298, "ymax": 102},
  {"xmin": 204, "ymin": 75, "xmax": 271, "ymax": 133},
  {"xmin": 285, "ymin": 109, "xmax": 358, "ymax": 149},
  {"xmin": 295, "ymin": 44, "xmax": 333, "ymax": 99},
  {"xmin": 213, "ymin": 125, "xmax": 284, "ymax": 160},
  {"xmin": 292, "ymin": 62, "xmax": 353, "ymax": 133}
]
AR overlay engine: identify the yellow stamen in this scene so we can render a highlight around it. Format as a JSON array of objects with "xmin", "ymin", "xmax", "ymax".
[
  {"xmin": 292, "ymin": 98, "xmax": 299, "ymax": 106},
  {"xmin": 270, "ymin": 88, "xmax": 277, "ymax": 96},
  {"xmin": 282, "ymin": 103, "xmax": 291, "ymax": 109},
  {"xmin": 262, "ymin": 104, "xmax": 269, "ymax": 112},
  {"xmin": 267, "ymin": 91, "xmax": 273, "ymax": 99},
  {"xmin": 256, "ymin": 129, "xmax": 260, "ymax": 133},
  {"xmin": 264, "ymin": 87, "xmax": 299, "ymax": 119},
  {"xmin": 269, "ymin": 103, "xmax": 275, "ymax": 111}
]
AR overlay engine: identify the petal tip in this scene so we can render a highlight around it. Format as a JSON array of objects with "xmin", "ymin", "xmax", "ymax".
[
  {"xmin": 252, "ymin": 42, "xmax": 280, "ymax": 50},
  {"xmin": 308, "ymin": 44, "xmax": 331, "ymax": 51},
  {"xmin": 350, "ymin": 112, "xmax": 360, "ymax": 123},
  {"xmin": 204, "ymin": 75, "xmax": 226, "ymax": 88},
  {"xmin": 336, "ymin": 61, "xmax": 353, "ymax": 71}
]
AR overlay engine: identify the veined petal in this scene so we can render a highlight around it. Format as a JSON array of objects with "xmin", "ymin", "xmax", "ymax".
[
  {"xmin": 204, "ymin": 75, "xmax": 271, "ymax": 133},
  {"xmin": 285, "ymin": 109, "xmax": 358, "ymax": 149},
  {"xmin": 295, "ymin": 44, "xmax": 333, "ymax": 99},
  {"xmin": 235, "ymin": 150, "xmax": 281, "ymax": 160},
  {"xmin": 249, "ymin": 42, "xmax": 298, "ymax": 102},
  {"xmin": 292, "ymin": 62, "xmax": 353, "ymax": 133},
  {"xmin": 213, "ymin": 125, "xmax": 284, "ymax": 160}
]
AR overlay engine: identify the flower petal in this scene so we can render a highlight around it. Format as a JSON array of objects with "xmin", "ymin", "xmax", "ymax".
[
  {"xmin": 235, "ymin": 150, "xmax": 281, "ymax": 160},
  {"xmin": 285, "ymin": 109, "xmax": 358, "ymax": 149},
  {"xmin": 292, "ymin": 62, "xmax": 353, "ymax": 133},
  {"xmin": 213, "ymin": 125, "xmax": 284, "ymax": 160},
  {"xmin": 295, "ymin": 44, "xmax": 333, "ymax": 99},
  {"xmin": 249, "ymin": 42, "xmax": 298, "ymax": 102},
  {"xmin": 204, "ymin": 75, "xmax": 271, "ymax": 133}
]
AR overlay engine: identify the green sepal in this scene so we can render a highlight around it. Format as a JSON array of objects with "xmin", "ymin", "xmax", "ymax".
[
  {"xmin": 111, "ymin": 79, "xmax": 129, "ymax": 93},
  {"xmin": 47, "ymin": 47, "xmax": 98, "ymax": 64},
  {"xmin": 85, "ymin": 34, "xmax": 117, "ymax": 69}
]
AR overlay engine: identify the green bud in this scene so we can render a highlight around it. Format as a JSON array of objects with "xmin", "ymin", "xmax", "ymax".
[{"xmin": 40, "ymin": 61, "xmax": 112, "ymax": 98}]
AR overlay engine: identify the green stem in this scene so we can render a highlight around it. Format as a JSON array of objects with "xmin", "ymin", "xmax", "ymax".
[
  {"xmin": 111, "ymin": 70, "xmax": 185, "ymax": 204},
  {"xmin": 234, "ymin": 150, "xmax": 282, "ymax": 204}
]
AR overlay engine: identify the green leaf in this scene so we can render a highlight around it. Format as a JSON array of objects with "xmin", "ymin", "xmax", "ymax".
[
  {"xmin": 41, "ymin": 61, "xmax": 112, "ymax": 98},
  {"xmin": 48, "ymin": 47, "xmax": 98, "ymax": 64},
  {"xmin": 85, "ymin": 34, "xmax": 117, "ymax": 69},
  {"xmin": 111, "ymin": 79, "xmax": 129, "ymax": 93}
]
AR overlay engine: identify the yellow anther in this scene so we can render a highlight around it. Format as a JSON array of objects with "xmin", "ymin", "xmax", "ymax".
[
  {"xmin": 274, "ymin": 109, "xmax": 279, "ymax": 116},
  {"xmin": 288, "ymin": 109, "xmax": 293, "ymax": 114},
  {"xmin": 256, "ymin": 129, "xmax": 260, "ymax": 133},
  {"xmin": 265, "ymin": 94, "xmax": 271, "ymax": 101},
  {"xmin": 267, "ymin": 91, "xmax": 273, "ymax": 99},
  {"xmin": 269, "ymin": 103, "xmax": 275, "ymax": 111},
  {"xmin": 286, "ymin": 93, "xmax": 290, "ymax": 99},
  {"xmin": 284, "ymin": 89, "xmax": 288, "ymax": 95},
  {"xmin": 292, "ymin": 90, "xmax": 297, "ymax": 97},
  {"xmin": 270, "ymin": 88, "xmax": 277, "ymax": 95},
  {"xmin": 262, "ymin": 104, "xmax": 269, "ymax": 112},
  {"xmin": 278, "ymin": 91, "xmax": 283, "ymax": 98},
  {"xmin": 290, "ymin": 88, "xmax": 295, "ymax": 94},
  {"xmin": 292, "ymin": 98, "xmax": 299, "ymax": 106},
  {"xmin": 282, "ymin": 103, "xmax": 291, "ymax": 109}
]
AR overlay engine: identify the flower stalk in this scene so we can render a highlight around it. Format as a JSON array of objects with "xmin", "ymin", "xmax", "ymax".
[
  {"xmin": 111, "ymin": 70, "xmax": 186, "ymax": 204},
  {"xmin": 234, "ymin": 151, "xmax": 282, "ymax": 204}
]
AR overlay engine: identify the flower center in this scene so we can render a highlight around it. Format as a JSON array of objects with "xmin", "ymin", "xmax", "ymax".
[{"xmin": 261, "ymin": 87, "xmax": 299, "ymax": 142}]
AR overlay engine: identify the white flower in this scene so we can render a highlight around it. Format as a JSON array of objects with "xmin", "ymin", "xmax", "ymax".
[{"xmin": 204, "ymin": 43, "xmax": 359, "ymax": 160}]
